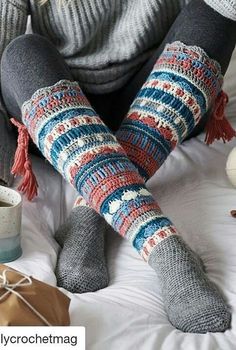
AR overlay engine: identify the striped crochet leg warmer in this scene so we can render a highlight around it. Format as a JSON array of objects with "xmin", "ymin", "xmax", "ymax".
[
  {"xmin": 56, "ymin": 40, "xmax": 234, "ymax": 303},
  {"xmin": 114, "ymin": 42, "xmax": 234, "ymax": 332},
  {"xmin": 20, "ymin": 51, "xmax": 230, "ymax": 331},
  {"xmin": 116, "ymin": 41, "xmax": 234, "ymax": 181}
]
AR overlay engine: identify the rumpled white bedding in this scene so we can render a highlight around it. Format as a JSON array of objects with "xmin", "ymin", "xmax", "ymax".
[{"xmin": 5, "ymin": 49, "xmax": 236, "ymax": 350}]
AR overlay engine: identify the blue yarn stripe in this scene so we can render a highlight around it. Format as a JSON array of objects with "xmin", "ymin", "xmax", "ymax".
[
  {"xmin": 119, "ymin": 120, "xmax": 173, "ymax": 157},
  {"xmin": 75, "ymin": 155, "xmax": 138, "ymax": 194},
  {"xmin": 157, "ymin": 52, "xmax": 217, "ymax": 82},
  {"xmin": 145, "ymin": 71, "xmax": 207, "ymax": 113},
  {"xmin": 129, "ymin": 100, "xmax": 192, "ymax": 141},
  {"xmin": 38, "ymin": 107, "xmax": 98, "ymax": 150},
  {"xmin": 50, "ymin": 129, "xmax": 116, "ymax": 169},
  {"xmin": 111, "ymin": 195, "xmax": 157, "ymax": 231},
  {"xmin": 100, "ymin": 183, "xmax": 146, "ymax": 215},
  {"xmin": 133, "ymin": 217, "xmax": 173, "ymax": 251},
  {"xmin": 132, "ymin": 89, "xmax": 198, "ymax": 135},
  {"xmin": 117, "ymin": 126, "xmax": 169, "ymax": 164},
  {"xmin": 61, "ymin": 133, "xmax": 119, "ymax": 174},
  {"xmin": 26, "ymin": 88, "xmax": 83, "ymax": 121}
]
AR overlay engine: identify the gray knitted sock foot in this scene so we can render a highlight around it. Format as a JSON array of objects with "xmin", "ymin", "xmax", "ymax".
[
  {"xmin": 148, "ymin": 235, "xmax": 231, "ymax": 333},
  {"xmin": 55, "ymin": 205, "xmax": 109, "ymax": 293}
]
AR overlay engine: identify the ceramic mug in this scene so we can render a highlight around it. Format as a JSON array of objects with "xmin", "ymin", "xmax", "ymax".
[{"xmin": 0, "ymin": 186, "xmax": 22, "ymax": 262}]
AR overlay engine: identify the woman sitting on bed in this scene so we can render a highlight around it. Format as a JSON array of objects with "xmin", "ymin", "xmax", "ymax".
[{"xmin": 0, "ymin": 0, "xmax": 236, "ymax": 333}]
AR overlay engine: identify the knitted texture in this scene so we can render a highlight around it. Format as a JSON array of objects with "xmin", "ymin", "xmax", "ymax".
[
  {"xmin": 21, "ymin": 79, "xmax": 231, "ymax": 332},
  {"xmin": 116, "ymin": 41, "xmax": 223, "ymax": 181},
  {"xmin": 55, "ymin": 205, "xmax": 108, "ymax": 293},
  {"xmin": 16, "ymin": 0, "xmax": 191, "ymax": 94},
  {"xmin": 0, "ymin": 0, "xmax": 234, "ymax": 186},
  {"xmin": 21, "ymin": 79, "xmax": 178, "ymax": 261},
  {"xmin": 148, "ymin": 235, "xmax": 231, "ymax": 333},
  {"xmin": 2, "ymin": 0, "xmax": 234, "ymax": 94},
  {"xmin": 56, "ymin": 40, "xmax": 223, "ymax": 294},
  {"xmin": 204, "ymin": 0, "xmax": 236, "ymax": 21},
  {"xmin": 0, "ymin": 0, "xmax": 189, "ymax": 186}
]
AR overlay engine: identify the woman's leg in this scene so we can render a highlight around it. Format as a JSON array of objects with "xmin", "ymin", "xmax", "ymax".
[
  {"xmin": 1, "ymin": 33, "xmax": 109, "ymax": 293},
  {"xmin": 115, "ymin": 0, "xmax": 236, "ymax": 182},
  {"xmin": 114, "ymin": 0, "xmax": 236, "ymax": 129},
  {"xmin": 57, "ymin": 0, "xmax": 236, "ymax": 330},
  {"xmin": 56, "ymin": 0, "xmax": 236, "ymax": 296},
  {"xmin": 111, "ymin": 0, "xmax": 236, "ymax": 331},
  {"xmin": 1, "ymin": 33, "xmax": 231, "ymax": 333}
]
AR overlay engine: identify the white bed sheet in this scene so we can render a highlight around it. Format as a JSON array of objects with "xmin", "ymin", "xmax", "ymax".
[{"xmin": 5, "ymin": 49, "xmax": 236, "ymax": 350}]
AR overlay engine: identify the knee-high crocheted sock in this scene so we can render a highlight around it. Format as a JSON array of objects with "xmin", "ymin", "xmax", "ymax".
[
  {"xmin": 116, "ymin": 41, "xmax": 235, "ymax": 181},
  {"xmin": 55, "ymin": 40, "xmax": 225, "ymax": 294},
  {"xmin": 21, "ymin": 79, "xmax": 230, "ymax": 333},
  {"xmin": 56, "ymin": 38, "xmax": 235, "ymax": 294},
  {"xmin": 55, "ymin": 196, "xmax": 109, "ymax": 293}
]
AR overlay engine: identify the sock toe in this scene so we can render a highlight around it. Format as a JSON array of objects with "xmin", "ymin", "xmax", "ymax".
[
  {"xmin": 56, "ymin": 262, "xmax": 109, "ymax": 293},
  {"xmin": 54, "ymin": 206, "xmax": 109, "ymax": 293},
  {"xmin": 180, "ymin": 304, "xmax": 231, "ymax": 333},
  {"xmin": 148, "ymin": 235, "xmax": 231, "ymax": 333}
]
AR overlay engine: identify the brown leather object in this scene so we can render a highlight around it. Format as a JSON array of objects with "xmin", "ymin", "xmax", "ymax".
[
  {"xmin": 231, "ymin": 210, "xmax": 236, "ymax": 218},
  {"xmin": 0, "ymin": 264, "xmax": 70, "ymax": 326}
]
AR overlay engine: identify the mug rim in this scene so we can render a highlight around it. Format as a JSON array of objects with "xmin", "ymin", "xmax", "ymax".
[{"xmin": 0, "ymin": 185, "xmax": 22, "ymax": 209}]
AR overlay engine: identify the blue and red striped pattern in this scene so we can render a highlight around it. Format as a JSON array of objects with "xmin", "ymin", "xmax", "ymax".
[
  {"xmin": 116, "ymin": 41, "xmax": 223, "ymax": 181},
  {"xmin": 21, "ymin": 79, "xmax": 178, "ymax": 261}
]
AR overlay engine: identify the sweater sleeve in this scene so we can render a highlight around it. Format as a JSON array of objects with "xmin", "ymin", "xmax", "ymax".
[
  {"xmin": 0, "ymin": 0, "xmax": 29, "ymax": 186},
  {"xmin": 204, "ymin": 0, "xmax": 236, "ymax": 21}
]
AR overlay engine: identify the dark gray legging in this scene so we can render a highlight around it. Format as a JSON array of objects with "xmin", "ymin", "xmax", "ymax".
[{"xmin": 1, "ymin": 0, "xmax": 236, "ymax": 137}]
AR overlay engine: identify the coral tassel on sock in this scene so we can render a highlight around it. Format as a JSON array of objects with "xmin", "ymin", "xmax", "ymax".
[
  {"xmin": 205, "ymin": 91, "xmax": 236, "ymax": 145},
  {"xmin": 18, "ymin": 160, "xmax": 38, "ymax": 201},
  {"xmin": 10, "ymin": 118, "xmax": 29, "ymax": 175},
  {"xmin": 10, "ymin": 118, "xmax": 38, "ymax": 201}
]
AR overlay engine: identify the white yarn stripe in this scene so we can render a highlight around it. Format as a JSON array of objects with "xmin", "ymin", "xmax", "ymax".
[
  {"xmin": 45, "ymin": 131, "xmax": 118, "ymax": 168},
  {"xmin": 153, "ymin": 67, "xmax": 210, "ymax": 110},
  {"xmin": 125, "ymin": 212, "xmax": 167, "ymax": 242},
  {"xmin": 41, "ymin": 113, "xmax": 104, "ymax": 145},
  {"xmin": 41, "ymin": 114, "xmax": 105, "ymax": 151},
  {"xmin": 56, "ymin": 132, "xmax": 118, "ymax": 170},
  {"xmin": 126, "ymin": 211, "xmax": 167, "ymax": 242},
  {"xmin": 57, "ymin": 140, "xmax": 123, "ymax": 176},
  {"xmin": 63, "ymin": 142, "xmax": 125, "ymax": 185},
  {"xmin": 31, "ymin": 105, "xmax": 101, "ymax": 146},
  {"xmin": 128, "ymin": 102, "xmax": 184, "ymax": 142},
  {"xmin": 140, "ymin": 225, "xmax": 178, "ymax": 262},
  {"xmin": 143, "ymin": 77, "xmax": 203, "ymax": 124},
  {"xmin": 129, "ymin": 94, "xmax": 192, "ymax": 142}
]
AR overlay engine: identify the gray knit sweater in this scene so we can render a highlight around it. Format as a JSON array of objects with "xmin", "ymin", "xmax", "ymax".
[{"xmin": 0, "ymin": 0, "xmax": 236, "ymax": 186}]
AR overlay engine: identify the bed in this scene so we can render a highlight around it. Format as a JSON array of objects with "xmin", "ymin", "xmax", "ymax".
[{"xmin": 5, "ymin": 48, "xmax": 236, "ymax": 349}]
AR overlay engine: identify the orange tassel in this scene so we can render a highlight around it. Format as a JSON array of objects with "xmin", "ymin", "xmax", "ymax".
[
  {"xmin": 204, "ymin": 91, "xmax": 236, "ymax": 145},
  {"xmin": 10, "ymin": 118, "xmax": 38, "ymax": 201},
  {"xmin": 10, "ymin": 118, "xmax": 29, "ymax": 175},
  {"xmin": 18, "ymin": 160, "xmax": 38, "ymax": 201}
]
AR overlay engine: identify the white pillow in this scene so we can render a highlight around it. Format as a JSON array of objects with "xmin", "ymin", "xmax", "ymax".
[{"xmin": 224, "ymin": 48, "xmax": 236, "ymax": 122}]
